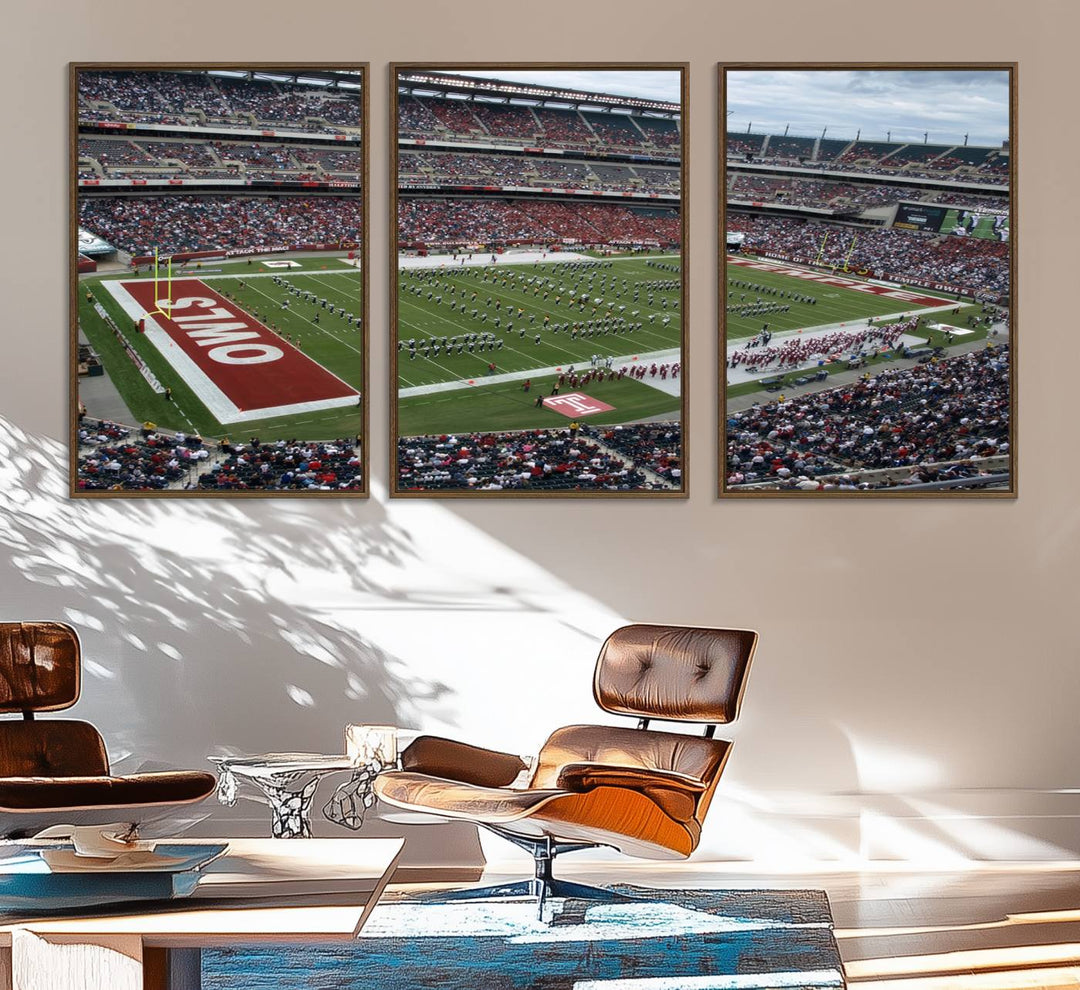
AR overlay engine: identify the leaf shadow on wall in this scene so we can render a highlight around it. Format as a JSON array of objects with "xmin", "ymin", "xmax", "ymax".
[{"xmin": 0, "ymin": 416, "xmax": 453, "ymax": 769}]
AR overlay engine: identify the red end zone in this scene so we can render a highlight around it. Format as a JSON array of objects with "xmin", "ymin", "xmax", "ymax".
[{"xmin": 121, "ymin": 278, "xmax": 357, "ymax": 419}]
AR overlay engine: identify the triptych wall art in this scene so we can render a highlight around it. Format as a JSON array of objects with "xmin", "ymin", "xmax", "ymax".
[{"xmin": 70, "ymin": 63, "xmax": 1015, "ymax": 499}]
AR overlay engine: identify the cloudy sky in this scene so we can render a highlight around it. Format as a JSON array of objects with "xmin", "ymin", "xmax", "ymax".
[
  {"xmin": 727, "ymin": 70, "xmax": 1009, "ymax": 146},
  {"xmin": 454, "ymin": 70, "xmax": 681, "ymax": 105}
]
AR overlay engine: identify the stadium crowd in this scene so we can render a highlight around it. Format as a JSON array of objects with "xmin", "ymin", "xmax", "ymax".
[
  {"xmin": 727, "ymin": 174, "xmax": 958, "ymax": 212},
  {"xmin": 198, "ymin": 439, "xmax": 362, "ymax": 491},
  {"xmin": 79, "ymin": 137, "xmax": 362, "ymax": 182},
  {"xmin": 733, "ymin": 215, "xmax": 1009, "ymax": 296},
  {"xmin": 397, "ymin": 430, "xmax": 653, "ymax": 491},
  {"xmin": 725, "ymin": 344, "xmax": 1010, "ymax": 486},
  {"xmin": 400, "ymin": 151, "xmax": 678, "ymax": 194},
  {"xmin": 399, "ymin": 198, "xmax": 679, "ymax": 248},
  {"xmin": 588, "ymin": 424, "xmax": 681, "ymax": 484},
  {"xmin": 79, "ymin": 70, "xmax": 361, "ymax": 134},
  {"xmin": 398, "ymin": 93, "xmax": 680, "ymax": 156},
  {"xmin": 77, "ymin": 420, "xmax": 210, "ymax": 491},
  {"xmin": 79, "ymin": 194, "xmax": 361, "ymax": 255}
]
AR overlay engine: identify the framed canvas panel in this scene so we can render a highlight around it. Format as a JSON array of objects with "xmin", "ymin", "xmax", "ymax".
[
  {"xmin": 391, "ymin": 63, "xmax": 688, "ymax": 497},
  {"xmin": 720, "ymin": 64, "xmax": 1016, "ymax": 497},
  {"xmin": 71, "ymin": 63, "xmax": 368, "ymax": 497}
]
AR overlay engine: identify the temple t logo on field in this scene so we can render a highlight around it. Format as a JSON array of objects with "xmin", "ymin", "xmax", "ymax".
[{"xmin": 543, "ymin": 393, "xmax": 615, "ymax": 417}]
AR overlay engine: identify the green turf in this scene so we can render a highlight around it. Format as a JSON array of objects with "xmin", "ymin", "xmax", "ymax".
[
  {"xmin": 396, "ymin": 256, "xmax": 681, "ymax": 435},
  {"xmin": 78, "ymin": 260, "xmax": 362, "ymax": 442},
  {"xmin": 725, "ymin": 265, "xmax": 949, "ymax": 340},
  {"xmin": 398, "ymin": 371, "xmax": 678, "ymax": 435}
]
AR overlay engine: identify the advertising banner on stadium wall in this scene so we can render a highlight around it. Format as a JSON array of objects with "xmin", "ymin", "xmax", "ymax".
[
  {"xmin": 82, "ymin": 119, "xmax": 360, "ymax": 145},
  {"xmin": 399, "ymin": 181, "xmax": 678, "ymax": 202}
]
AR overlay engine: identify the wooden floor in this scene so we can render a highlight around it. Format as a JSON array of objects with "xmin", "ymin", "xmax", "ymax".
[{"xmin": 445, "ymin": 860, "xmax": 1080, "ymax": 989}]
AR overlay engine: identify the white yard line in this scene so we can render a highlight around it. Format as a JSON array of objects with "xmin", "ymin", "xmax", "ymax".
[{"xmin": 241, "ymin": 279, "xmax": 363, "ymax": 356}]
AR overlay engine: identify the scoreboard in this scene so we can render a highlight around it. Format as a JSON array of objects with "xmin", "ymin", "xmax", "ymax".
[{"xmin": 893, "ymin": 203, "xmax": 949, "ymax": 232}]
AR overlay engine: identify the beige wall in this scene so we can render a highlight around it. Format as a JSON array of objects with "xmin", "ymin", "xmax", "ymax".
[{"xmin": 0, "ymin": 0, "xmax": 1077, "ymax": 863}]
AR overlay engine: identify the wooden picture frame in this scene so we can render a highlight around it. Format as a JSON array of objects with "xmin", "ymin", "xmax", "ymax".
[
  {"xmin": 719, "ymin": 63, "xmax": 1016, "ymax": 497},
  {"xmin": 390, "ymin": 63, "xmax": 688, "ymax": 498},
  {"xmin": 71, "ymin": 63, "xmax": 369, "ymax": 498}
]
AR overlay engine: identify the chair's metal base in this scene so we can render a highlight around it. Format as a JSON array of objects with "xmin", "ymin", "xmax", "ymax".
[
  {"xmin": 408, "ymin": 876, "xmax": 637, "ymax": 922},
  {"xmin": 407, "ymin": 827, "xmax": 636, "ymax": 921}
]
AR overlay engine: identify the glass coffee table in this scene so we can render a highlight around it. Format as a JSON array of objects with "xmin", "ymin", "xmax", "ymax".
[
  {"xmin": 209, "ymin": 754, "xmax": 355, "ymax": 839},
  {"xmin": 210, "ymin": 728, "xmax": 417, "ymax": 838}
]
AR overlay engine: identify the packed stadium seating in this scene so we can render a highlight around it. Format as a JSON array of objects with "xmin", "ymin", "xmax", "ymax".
[
  {"xmin": 78, "ymin": 195, "xmax": 361, "ymax": 255},
  {"xmin": 588, "ymin": 423, "xmax": 681, "ymax": 484},
  {"xmin": 399, "ymin": 151, "xmax": 678, "ymax": 194},
  {"xmin": 197, "ymin": 439, "xmax": 362, "ymax": 491},
  {"xmin": 398, "ymin": 93, "xmax": 679, "ymax": 156},
  {"xmin": 726, "ymin": 172, "xmax": 1006, "ymax": 213},
  {"xmin": 397, "ymin": 430, "xmax": 650, "ymax": 491},
  {"xmin": 731, "ymin": 214, "xmax": 1009, "ymax": 296},
  {"xmin": 78, "ymin": 137, "xmax": 361, "ymax": 182},
  {"xmin": 76, "ymin": 420, "xmax": 210, "ymax": 491},
  {"xmin": 725, "ymin": 344, "xmax": 1010, "ymax": 486},
  {"xmin": 78, "ymin": 70, "xmax": 361, "ymax": 134},
  {"xmin": 395, "ymin": 76, "xmax": 681, "ymax": 258},
  {"xmin": 398, "ymin": 197, "xmax": 678, "ymax": 248}
]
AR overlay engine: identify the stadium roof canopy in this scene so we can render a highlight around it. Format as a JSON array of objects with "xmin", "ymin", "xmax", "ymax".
[
  {"xmin": 200, "ymin": 69, "xmax": 362, "ymax": 90},
  {"xmin": 398, "ymin": 71, "xmax": 680, "ymax": 117}
]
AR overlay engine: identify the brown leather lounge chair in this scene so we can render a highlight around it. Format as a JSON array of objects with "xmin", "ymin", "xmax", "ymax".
[
  {"xmin": 375, "ymin": 623, "xmax": 757, "ymax": 914},
  {"xmin": 0, "ymin": 622, "xmax": 217, "ymax": 838}
]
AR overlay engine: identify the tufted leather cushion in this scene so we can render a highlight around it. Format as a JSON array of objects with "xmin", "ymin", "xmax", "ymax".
[
  {"xmin": 0, "ymin": 622, "xmax": 80, "ymax": 713},
  {"xmin": 531, "ymin": 724, "xmax": 729, "ymax": 793},
  {"xmin": 593, "ymin": 624, "xmax": 757, "ymax": 723},
  {"xmin": 0, "ymin": 720, "xmax": 108, "ymax": 777}
]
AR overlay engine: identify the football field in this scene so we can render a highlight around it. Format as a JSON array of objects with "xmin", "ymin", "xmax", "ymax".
[
  {"xmin": 78, "ymin": 257, "xmax": 363, "ymax": 441},
  {"xmin": 726, "ymin": 256, "xmax": 954, "ymax": 339},
  {"xmin": 397, "ymin": 255, "xmax": 682, "ymax": 436}
]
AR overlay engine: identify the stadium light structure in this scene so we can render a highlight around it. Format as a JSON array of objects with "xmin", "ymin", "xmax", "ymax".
[{"xmin": 398, "ymin": 72, "xmax": 679, "ymax": 116}]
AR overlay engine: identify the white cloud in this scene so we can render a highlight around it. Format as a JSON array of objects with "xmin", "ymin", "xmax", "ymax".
[{"xmin": 727, "ymin": 69, "xmax": 1009, "ymax": 146}]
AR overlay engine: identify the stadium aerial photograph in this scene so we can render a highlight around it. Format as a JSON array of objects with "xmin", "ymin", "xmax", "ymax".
[
  {"xmin": 73, "ymin": 66, "xmax": 365, "ymax": 495},
  {"xmin": 392, "ymin": 66, "xmax": 685, "ymax": 495},
  {"xmin": 722, "ymin": 67, "xmax": 1013, "ymax": 495}
]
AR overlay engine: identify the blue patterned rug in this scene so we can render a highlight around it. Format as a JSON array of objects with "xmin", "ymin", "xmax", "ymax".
[{"xmin": 203, "ymin": 886, "xmax": 845, "ymax": 989}]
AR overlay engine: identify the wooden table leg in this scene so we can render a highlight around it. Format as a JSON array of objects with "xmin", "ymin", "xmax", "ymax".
[{"xmin": 11, "ymin": 929, "xmax": 143, "ymax": 990}]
